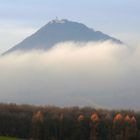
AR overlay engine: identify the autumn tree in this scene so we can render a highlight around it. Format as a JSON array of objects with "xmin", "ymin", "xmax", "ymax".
[
  {"xmin": 90, "ymin": 113, "xmax": 100, "ymax": 140},
  {"xmin": 32, "ymin": 111, "xmax": 44, "ymax": 140},
  {"xmin": 124, "ymin": 115, "xmax": 131, "ymax": 140},
  {"xmin": 129, "ymin": 116, "xmax": 137, "ymax": 140},
  {"xmin": 73, "ymin": 114, "xmax": 90, "ymax": 140},
  {"xmin": 113, "ymin": 113, "xmax": 124, "ymax": 140}
]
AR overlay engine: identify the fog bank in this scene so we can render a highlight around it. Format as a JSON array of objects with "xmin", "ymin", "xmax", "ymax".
[{"xmin": 0, "ymin": 41, "xmax": 140, "ymax": 109}]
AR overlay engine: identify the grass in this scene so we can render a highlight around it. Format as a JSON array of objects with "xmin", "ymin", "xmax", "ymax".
[{"xmin": 0, "ymin": 136, "xmax": 21, "ymax": 140}]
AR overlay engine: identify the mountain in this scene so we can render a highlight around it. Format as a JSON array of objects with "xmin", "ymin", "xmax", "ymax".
[{"xmin": 4, "ymin": 19, "xmax": 122, "ymax": 54}]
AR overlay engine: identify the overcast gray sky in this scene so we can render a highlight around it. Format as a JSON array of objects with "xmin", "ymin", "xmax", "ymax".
[{"xmin": 0, "ymin": 0, "xmax": 140, "ymax": 54}]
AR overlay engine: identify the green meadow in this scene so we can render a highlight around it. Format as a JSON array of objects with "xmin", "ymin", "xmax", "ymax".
[{"xmin": 0, "ymin": 136, "xmax": 21, "ymax": 140}]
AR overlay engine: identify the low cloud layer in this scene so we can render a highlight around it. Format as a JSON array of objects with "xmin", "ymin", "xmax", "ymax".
[{"xmin": 0, "ymin": 41, "xmax": 140, "ymax": 109}]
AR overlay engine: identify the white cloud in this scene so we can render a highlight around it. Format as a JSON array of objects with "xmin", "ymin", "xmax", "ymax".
[{"xmin": 0, "ymin": 41, "xmax": 140, "ymax": 109}]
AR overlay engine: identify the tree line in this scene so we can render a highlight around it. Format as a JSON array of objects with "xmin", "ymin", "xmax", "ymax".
[{"xmin": 0, "ymin": 103, "xmax": 140, "ymax": 140}]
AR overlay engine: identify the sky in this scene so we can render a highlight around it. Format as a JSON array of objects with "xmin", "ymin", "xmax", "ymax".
[{"xmin": 0, "ymin": 0, "xmax": 140, "ymax": 54}]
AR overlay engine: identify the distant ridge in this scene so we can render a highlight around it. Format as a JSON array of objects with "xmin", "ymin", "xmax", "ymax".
[{"xmin": 4, "ymin": 19, "xmax": 122, "ymax": 54}]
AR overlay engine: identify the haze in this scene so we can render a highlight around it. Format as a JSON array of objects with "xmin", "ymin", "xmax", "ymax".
[
  {"xmin": 0, "ymin": 41, "xmax": 140, "ymax": 109},
  {"xmin": 0, "ymin": 1, "xmax": 140, "ymax": 110}
]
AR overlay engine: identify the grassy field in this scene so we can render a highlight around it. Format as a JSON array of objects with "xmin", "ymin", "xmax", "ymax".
[{"xmin": 0, "ymin": 136, "xmax": 21, "ymax": 140}]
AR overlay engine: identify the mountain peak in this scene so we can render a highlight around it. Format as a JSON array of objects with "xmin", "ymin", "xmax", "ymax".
[
  {"xmin": 48, "ymin": 18, "xmax": 68, "ymax": 24},
  {"xmin": 4, "ymin": 19, "xmax": 122, "ymax": 54}
]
